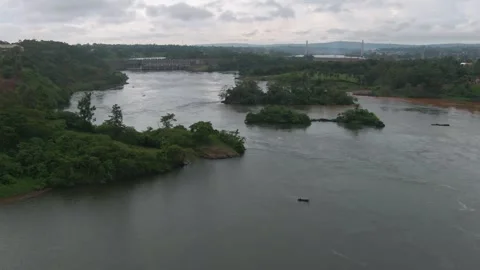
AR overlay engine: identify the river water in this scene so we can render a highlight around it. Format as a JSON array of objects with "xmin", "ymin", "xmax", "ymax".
[{"xmin": 2, "ymin": 71, "xmax": 480, "ymax": 270}]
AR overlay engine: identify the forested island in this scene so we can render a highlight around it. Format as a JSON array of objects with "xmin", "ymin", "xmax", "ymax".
[
  {"xmin": 0, "ymin": 41, "xmax": 245, "ymax": 199},
  {"xmin": 244, "ymin": 105, "xmax": 384, "ymax": 129},
  {"xmin": 335, "ymin": 107, "xmax": 385, "ymax": 128},
  {"xmin": 220, "ymin": 74, "xmax": 356, "ymax": 105},
  {"xmin": 245, "ymin": 106, "xmax": 311, "ymax": 127}
]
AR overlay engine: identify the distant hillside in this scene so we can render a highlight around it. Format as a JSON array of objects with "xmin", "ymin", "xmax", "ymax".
[
  {"xmin": 201, "ymin": 41, "xmax": 413, "ymax": 55},
  {"xmin": 201, "ymin": 41, "xmax": 480, "ymax": 55},
  {"xmin": 202, "ymin": 41, "xmax": 414, "ymax": 49}
]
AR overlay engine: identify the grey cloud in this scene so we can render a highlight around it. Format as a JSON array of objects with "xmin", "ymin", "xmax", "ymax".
[
  {"xmin": 204, "ymin": 0, "xmax": 224, "ymax": 12},
  {"xmin": 243, "ymin": 30, "xmax": 258, "ymax": 37},
  {"xmin": 253, "ymin": 16, "xmax": 272, "ymax": 21},
  {"xmin": 146, "ymin": 3, "xmax": 213, "ymax": 21},
  {"xmin": 218, "ymin": 11, "xmax": 242, "ymax": 22},
  {"xmin": 392, "ymin": 22, "xmax": 411, "ymax": 32},
  {"xmin": 327, "ymin": 28, "xmax": 347, "ymax": 34},
  {"xmin": 19, "ymin": 0, "xmax": 136, "ymax": 23},
  {"xmin": 417, "ymin": 23, "xmax": 434, "ymax": 31},
  {"xmin": 315, "ymin": 3, "xmax": 349, "ymax": 13},
  {"xmin": 219, "ymin": 0, "xmax": 294, "ymax": 22},
  {"xmin": 257, "ymin": 0, "xmax": 295, "ymax": 19},
  {"xmin": 312, "ymin": 0, "xmax": 403, "ymax": 13},
  {"xmin": 310, "ymin": 0, "xmax": 361, "ymax": 13},
  {"xmin": 294, "ymin": 29, "xmax": 311, "ymax": 35}
]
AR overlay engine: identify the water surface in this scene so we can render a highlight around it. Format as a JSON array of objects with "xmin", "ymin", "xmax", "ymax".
[{"xmin": 1, "ymin": 71, "xmax": 480, "ymax": 270}]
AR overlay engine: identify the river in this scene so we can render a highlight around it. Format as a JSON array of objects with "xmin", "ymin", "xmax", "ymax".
[{"xmin": 1, "ymin": 71, "xmax": 480, "ymax": 270}]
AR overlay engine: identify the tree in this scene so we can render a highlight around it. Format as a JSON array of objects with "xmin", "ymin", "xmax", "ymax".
[
  {"xmin": 77, "ymin": 92, "xmax": 96, "ymax": 123},
  {"xmin": 160, "ymin": 113, "xmax": 176, "ymax": 128},
  {"xmin": 474, "ymin": 60, "xmax": 480, "ymax": 75},
  {"xmin": 189, "ymin": 121, "xmax": 215, "ymax": 143},
  {"xmin": 106, "ymin": 104, "xmax": 124, "ymax": 128}
]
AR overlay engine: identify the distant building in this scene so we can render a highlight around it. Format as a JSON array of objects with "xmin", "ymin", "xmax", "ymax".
[
  {"xmin": 0, "ymin": 44, "xmax": 24, "ymax": 52},
  {"xmin": 460, "ymin": 62, "xmax": 473, "ymax": 66}
]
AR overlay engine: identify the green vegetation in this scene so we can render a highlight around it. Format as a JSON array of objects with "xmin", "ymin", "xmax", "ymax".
[
  {"xmin": 0, "ymin": 94, "xmax": 245, "ymax": 198},
  {"xmin": 220, "ymin": 73, "xmax": 356, "ymax": 105},
  {"xmin": 245, "ymin": 106, "xmax": 311, "ymax": 127},
  {"xmin": 0, "ymin": 41, "xmax": 245, "ymax": 199},
  {"xmin": 236, "ymin": 57, "xmax": 480, "ymax": 101},
  {"xmin": 20, "ymin": 40, "xmax": 128, "ymax": 92},
  {"xmin": 336, "ymin": 106, "xmax": 385, "ymax": 128}
]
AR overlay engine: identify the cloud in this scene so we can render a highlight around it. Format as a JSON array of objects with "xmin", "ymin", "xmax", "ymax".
[
  {"xmin": 243, "ymin": 30, "xmax": 258, "ymax": 37},
  {"xmin": 146, "ymin": 3, "xmax": 214, "ymax": 21},
  {"xmin": 0, "ymin": 0, "xmax": 479, "ymax": 44},
  {"xmin": 294, "ymin": 29, "xmax": 311, "ymax": 35},
  {"xmin": 327, "ymin": 28, "xmax": 347, "ymax": 34},
  {"xmin": 204, "ymin": 0, "xmax": 224, "ymax": 12},
  {"xmin": 218, "ymin": 0, "xmax": 294, "ymax": 22},
  {"xmin": 257, "ymin": 0, "xmax": 295, "ymax": 19},
  {"xmin": 17, "ymin": 0, "xmax": 137, "ymax": 23},
  {"xmin": 315, "ymin": 3, "xmax": 349, "ymax": 13},
  {"xmin": 218, "ymin": 11, "xmax": 236, "ymax": 21}
]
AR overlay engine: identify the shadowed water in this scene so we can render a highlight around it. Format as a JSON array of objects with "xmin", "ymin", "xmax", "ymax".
[{"xmin": 1, "ymin": 71, "xmax": 480, "ymax": 270}]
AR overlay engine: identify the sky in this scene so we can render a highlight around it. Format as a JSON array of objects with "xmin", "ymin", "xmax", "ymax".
[{"xmin": 1, "ymin": 0, "xmax": 479, "ymax": 45}]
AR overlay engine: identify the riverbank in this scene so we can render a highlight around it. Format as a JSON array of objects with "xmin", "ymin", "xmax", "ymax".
[
  {"xmin": 0, "ymin": 188, "xmax": 52, "ymax": 204},
  {"xmin": 0, "ymin": 140, "xmax": 243, "ymax": 201}
]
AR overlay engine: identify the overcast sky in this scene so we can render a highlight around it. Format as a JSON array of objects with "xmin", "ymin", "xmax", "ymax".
[{"xmin": 1, "ymin": 0, "xmax": 479, "ymax": 45}]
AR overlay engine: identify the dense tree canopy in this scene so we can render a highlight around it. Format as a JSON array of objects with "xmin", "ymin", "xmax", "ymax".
[
  {"xmin": 336, "ymin": 106, "xmax": 385, "ymax": 128},
  {"xmin": 232, "ymin": 57, "xmax": 480, "ymax": 100},
  {"xmin": 245, "ymin": 106, "xmax": 311, "ymax": 127},
  {"xmin": 221, "ymin": 74, "xmax": 356, "ymax": 105}
]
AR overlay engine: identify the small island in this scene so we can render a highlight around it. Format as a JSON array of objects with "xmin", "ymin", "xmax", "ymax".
[
  {"xmin": 335, "ymin": 106, "xmax": 385, "ymax": 128},
  {"xmin": 245, "ymin": 106, "xmax": 311, "ymax": 127},
  {"xmin": 220, "ymin": 73, "xmax": 356, "ymax": 106}
]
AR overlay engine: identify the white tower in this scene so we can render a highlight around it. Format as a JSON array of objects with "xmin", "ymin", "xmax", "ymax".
[{"xmin": 305, "ymin": 40, "xmax": 309, "ymax": 56}]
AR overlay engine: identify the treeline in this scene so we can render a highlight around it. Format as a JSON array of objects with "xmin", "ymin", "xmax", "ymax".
[
  {"xmin": 21, "ymin": 40, "xmax": 128, "ymax": 93},
  {"xmin": 83, "ymin": 44, "xmax": 286, "ymax": 60},
  {"xmin": 231, "ymin": 57, "xmax": 480, "ymax": 100},
  {"xmin": 1, "ymin": 40, "xmax": 128, "ymax": 109},
  {"xmin": 220, "ymin": 73, "xmax": 355, "ymax": 105}
]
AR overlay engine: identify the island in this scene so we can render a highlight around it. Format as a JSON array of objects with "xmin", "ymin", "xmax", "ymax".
[
  {"xmin": 245, "ymin": 105, "xmax": 311, "ymax": 127},
  {"xmin": 220, "ymin": 72, "xmax": 356, "ymax": 106},
  {"xmin": 335, "ymin": 106, "xmax": 385, "ymax": 128}
]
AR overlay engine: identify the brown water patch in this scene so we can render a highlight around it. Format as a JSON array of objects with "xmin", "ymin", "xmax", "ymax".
[
  {"xmin": 374, "ymin": 97, "xmax": 480, "ymax": 113},
  {"xmin": 0, "ymin": 189, "xmax": 52, "ymax": 205}
]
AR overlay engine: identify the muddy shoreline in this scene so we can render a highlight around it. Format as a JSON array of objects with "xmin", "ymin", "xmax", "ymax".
[{"xmin": 0, "ymin": 189, "xmax": 52, "ymax": 205}]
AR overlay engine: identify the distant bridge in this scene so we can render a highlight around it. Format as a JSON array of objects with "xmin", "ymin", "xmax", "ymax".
[{"xmin": 120, "ymin": 57, "xmax": 218, "ymax": 71}]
